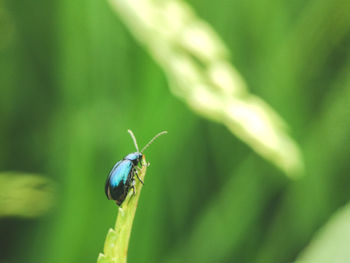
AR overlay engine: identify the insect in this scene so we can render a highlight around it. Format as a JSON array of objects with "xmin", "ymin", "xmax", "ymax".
[{"xmin": 105, "ymin": 129, "xmax": 167, "ymax": 206}]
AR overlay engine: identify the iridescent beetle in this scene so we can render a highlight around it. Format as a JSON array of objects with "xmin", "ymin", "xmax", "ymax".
[{"xmin": 105, "ymin": 130, "xmax": 167, "ymax": 206}]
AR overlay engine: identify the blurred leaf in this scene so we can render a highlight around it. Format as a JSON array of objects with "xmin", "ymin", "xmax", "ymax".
[
  {"xmin": 108, "ymin": 0, "xmax": 303, "ymax": 177},
  {"xmin": 295, "ymin": 202, "xmax": 350, "ymax": 263},
  {"xmin": 262, "ymin": 0, "xmax": 350, "ymax": 127},
  {"xmin": 0, "ymin": 172, "xmax": 55, "ymax": 218},
  {"xmin": 164, "ymin": 155, "xmax": 282, "ymax": 263},
  {"xmin": 255, "ymin": 58, "xmax": 350, "ymax": 263}
]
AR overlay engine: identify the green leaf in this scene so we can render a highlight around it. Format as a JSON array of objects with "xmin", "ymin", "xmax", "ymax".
[
  {"xmin": 295, "ymin": 202, "xmax": 350, "ymax": 263},
  {"xmin": 0, "ymin": 172, "xmax": 55, "ymax": 218},
  {"xmin": 98, "ymin": 156, "xmax": 148, "ymax": 263}
]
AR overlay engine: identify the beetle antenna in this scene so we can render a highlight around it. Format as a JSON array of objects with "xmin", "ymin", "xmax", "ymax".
[
  {"xmin": 128, "ymin": 129, "xmax": 139, "ymax": 152},
  {"xmin": 141, "ymin": 131, "xmax": 168, "ymax": 153}
]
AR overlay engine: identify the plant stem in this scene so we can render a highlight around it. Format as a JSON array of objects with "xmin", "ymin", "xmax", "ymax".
[{"xmin": 97, "ymin": 156, "xmax": 148, "ymax": 263}]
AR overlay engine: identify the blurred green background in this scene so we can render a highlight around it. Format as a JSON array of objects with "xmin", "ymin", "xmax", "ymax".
[{"xmin": 1, "ymin": 0, "xmax": 350, "ymax": 262}]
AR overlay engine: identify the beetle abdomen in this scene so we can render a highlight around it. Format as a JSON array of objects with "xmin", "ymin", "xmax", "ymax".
[
  {"xmin": 105, "ymin": 160, "xmax": 133, "ymax": 203},
  {"xmin": 110, "ymin": 181, "xmax": 129, "ymax": 206}
]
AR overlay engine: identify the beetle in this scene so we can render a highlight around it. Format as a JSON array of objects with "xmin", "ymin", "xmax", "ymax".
[{"xmin": 105, "ymin": 129, "xmax": 167, "ymax": 206}]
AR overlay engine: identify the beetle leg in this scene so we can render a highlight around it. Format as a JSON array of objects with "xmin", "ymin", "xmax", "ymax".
[
  {"xmin": 135, "ymin": 170, "xmax": 144, "ymax": 185},
  {"xmin": 133, "ymin": 167, "xmax": 144, "ymax": 185}
]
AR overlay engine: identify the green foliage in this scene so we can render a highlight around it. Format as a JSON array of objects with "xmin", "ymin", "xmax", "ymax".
[{"xmin": 1, "ymin": 0, "xmax": 350, "ymax": 262}]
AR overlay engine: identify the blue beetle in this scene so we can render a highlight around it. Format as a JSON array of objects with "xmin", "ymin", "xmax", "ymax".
[{"xmin": 105, "ymin": 130, "xmax": 167, "ymax": 206}]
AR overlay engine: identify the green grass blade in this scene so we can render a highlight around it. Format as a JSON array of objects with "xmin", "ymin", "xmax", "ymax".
[
  {"xmin": 98, "ymin": 156, "xmax": 148, "ymax": 263},
  {"xmin": 295, "ymin": 202, "xmax": 350, "ymax": 263}
]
